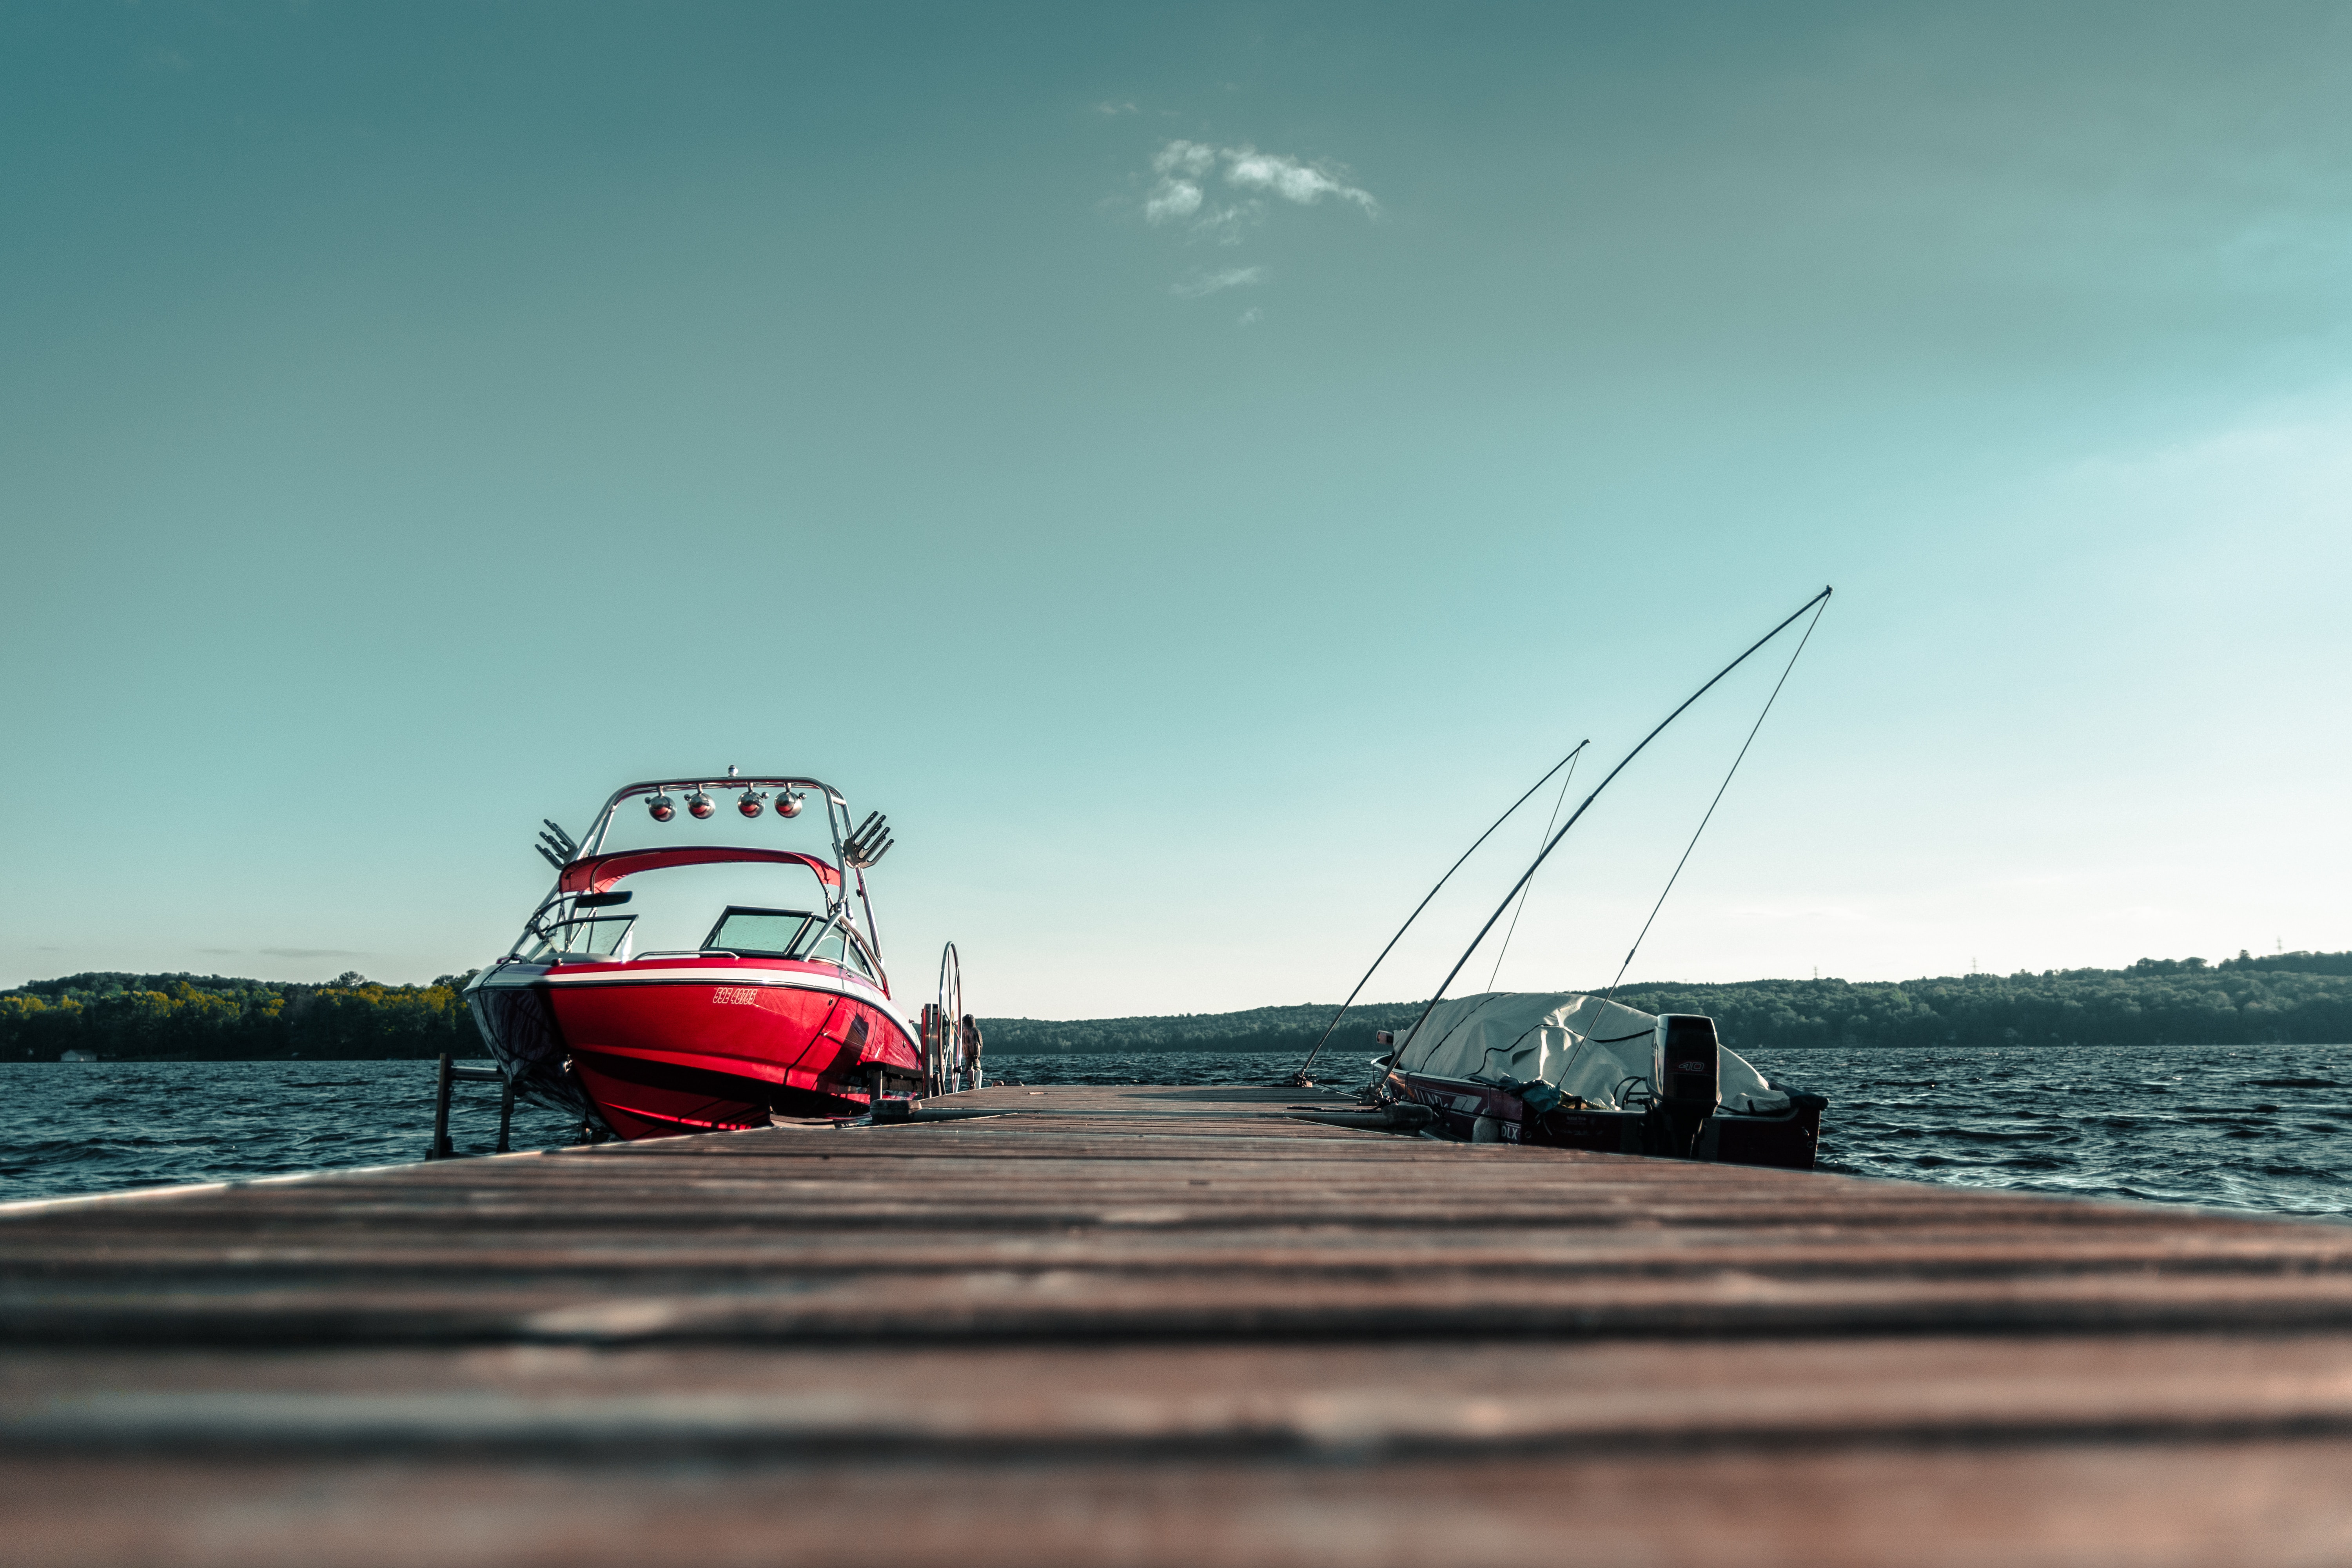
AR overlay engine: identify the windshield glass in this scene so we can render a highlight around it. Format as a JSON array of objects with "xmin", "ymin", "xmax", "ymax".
[
  {"xmin": 528, "ymin": 860, "xmax": 879, "ymax": 983},
  {"xmin": 696, "ymin": 907, "xmax": 876, "ymax": 979},
  {"xmin": 703, "ymin": 908, "xmax": 814, "ymax": 957},
  {"xmin": 524, "ymin": 915, "xmax": 636, "ymax": 961},
  {"xmin": 564, "ymin": 861, "xmax": 828, "ymax": 957}
]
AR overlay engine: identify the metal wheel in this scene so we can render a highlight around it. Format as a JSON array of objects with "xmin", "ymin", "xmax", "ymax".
[{"xmin": 934, "ymin": 943, "xmax": 965, "ymax": 1094}]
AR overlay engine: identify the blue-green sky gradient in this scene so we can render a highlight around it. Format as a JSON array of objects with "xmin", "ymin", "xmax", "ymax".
[{"xmin": 4, "ymin": 3, "xmax": 2347, "ymax": 1014}]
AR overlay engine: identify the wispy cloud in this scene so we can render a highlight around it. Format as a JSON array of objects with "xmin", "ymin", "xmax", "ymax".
[
  {"xmin": 1145, "ymin": 183, "xmax": 1204, "ymax": 224},
  {"xmin": 1143, "ymin": 140, "xmax": 1377, "ymax": 238},
  {"xmin": 1155, "ymin": 141, "xmax": 1216, "ymax": 178},
  {"xmin": 260, "ymin": 947, "xmax": 367, "ymax": 959},
  {"xmin": 1133, "ymin": 138, "xmax": 1376, "ymax": 306},
  {"xmin": 1172, "ymin": 266, "xmax": 1266, "ymax": 298},
  {"xmin": 1094, "ymin": 100, "xmax": 1138, "ymax": 117},
  {"xmin": 1145, "ymin": 141, "xmax": 1212, "ymax": 225},
  {"xmin": 1221, "ymin": 148, "xmax": 1377, "ymax": 213}
]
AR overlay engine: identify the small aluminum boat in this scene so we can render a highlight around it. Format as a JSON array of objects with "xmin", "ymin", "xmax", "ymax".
[{"xmin": 467, "ymin": 771, "xmax": 974, "ymax": 1140}]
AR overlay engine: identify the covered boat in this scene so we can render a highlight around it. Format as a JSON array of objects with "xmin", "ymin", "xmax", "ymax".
[
  {"xmin": 1380, "ymin": 991, "xmax": 1823, "ymax": 1168},
  {"xmin": 1297, "ymin": 589, "xmax": 1840, "ymax": 1168},
  {"xmin": 467, "ymin": 772, "xmax": 975, "ymax": 1140}
]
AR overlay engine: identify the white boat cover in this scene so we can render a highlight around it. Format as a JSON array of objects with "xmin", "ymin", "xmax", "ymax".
[{"xmin": 1392, "ymin": 991, "xmax": 1789, "ymax": 1114}]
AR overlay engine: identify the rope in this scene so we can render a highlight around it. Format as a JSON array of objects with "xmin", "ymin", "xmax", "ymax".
[{"xmin": 1604, "ymin": 591, "xmax": 1830, "ymax": 1004}]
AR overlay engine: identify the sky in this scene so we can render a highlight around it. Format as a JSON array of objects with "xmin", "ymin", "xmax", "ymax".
[{"xmin": 2, "ymin": 2, "xmax": 2348, "ymax": 1017}]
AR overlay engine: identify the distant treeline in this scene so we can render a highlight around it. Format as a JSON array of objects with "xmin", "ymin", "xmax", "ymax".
[
  {"xmin": 3, "ymin": 951, "xmax": 2347, "ymax": 1062},
  {"xmin": 983, "ymin": 951, "xmax": 2352, "ymax": 1060},
  {"xmin": 1, "ymin": 973, "xmax": 483, "ymax": 1061}
]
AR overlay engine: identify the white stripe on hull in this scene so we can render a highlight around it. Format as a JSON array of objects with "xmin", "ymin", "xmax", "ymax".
[{"xmin": 530, "ymin": 964, "xmax": 911, "ymax": 1040}]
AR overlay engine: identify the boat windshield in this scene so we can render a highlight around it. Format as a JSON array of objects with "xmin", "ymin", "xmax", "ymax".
[
  {"xmin": 519, "ymin": 860, "xmax": 884, "ymax": 986},
  {"xmin": 524, "ymin": 915, "xmax": 636, "ymax": 963},
  {"xmin": 700, "ymin": 906, "xmax": 880, "ymax": 982},
  {"xmin": 703, "ymin": 907, "xmax": 815, "ymax": 958}
]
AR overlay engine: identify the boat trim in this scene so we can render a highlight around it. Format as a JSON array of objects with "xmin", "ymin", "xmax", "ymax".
[{"xmin": 532, "ymin": 962, "xmax": 904, "ymax": 1020}]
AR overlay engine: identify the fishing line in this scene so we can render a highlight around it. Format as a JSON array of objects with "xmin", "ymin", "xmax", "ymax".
[
  {"xmin": 1602, "ymin": 590, "xmax": 1830, "ymax": 1005},
  {"xmin": 1394, "ymin": 586, "xmax": 1833, "ymax": 1061},
  {"xmin": 1293, "ymin": 737, "xmax": 1591, "ymax": 1082},
  {"xmin": 1485, "ymin": 749, "xmax": 1581, "ymax": 994}
]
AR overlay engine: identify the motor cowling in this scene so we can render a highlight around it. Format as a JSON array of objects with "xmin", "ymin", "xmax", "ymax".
[
  {"xmin": 1654, "ymin": 1014, "xmax": 1720, "ymax": 1107},
  {"xmin": 1651, "ymin": 1014, "xmax": 1720, "ymax": 1157}
]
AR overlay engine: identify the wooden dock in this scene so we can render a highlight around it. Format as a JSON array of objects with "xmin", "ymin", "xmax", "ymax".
[{"xmin": 5, "ymin": 1081, "xmax": 2352, "ymax": 1566}]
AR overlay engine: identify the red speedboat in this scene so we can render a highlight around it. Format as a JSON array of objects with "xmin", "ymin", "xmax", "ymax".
[{"xmin": 467, "ymin": 771, "xmax": 974, "ymax": 1140}]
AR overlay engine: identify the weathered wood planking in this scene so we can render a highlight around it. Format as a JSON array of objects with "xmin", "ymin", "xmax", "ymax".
[{"xmin": 4, "ymin": 1081, "xmax": 2351, "ymax": 1566}]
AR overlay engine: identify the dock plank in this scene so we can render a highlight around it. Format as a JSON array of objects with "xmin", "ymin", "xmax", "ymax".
[{"xmin": 4, "ymin": 1081, "xmax": 2349, "ymax": 1564}]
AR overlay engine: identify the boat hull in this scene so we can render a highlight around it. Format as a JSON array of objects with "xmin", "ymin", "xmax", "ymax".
[
  {"xmin": 469, "ymin": 957, "xmax": 924, "ymax": 1140},
  {"xmin": 1387, "ymin": 1070, "xmax": 1825, "ymax": 1170}
]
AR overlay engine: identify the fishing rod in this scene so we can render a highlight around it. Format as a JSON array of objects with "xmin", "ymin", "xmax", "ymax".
[
  {"xmin": 1391, "ymin": 585, "xmax": 1833, "ymax": 1065},
  {"xmin": 1601, "ymin": 590, "xmax": 1831, "ymax": 1004},
  {"xmin": 1291, "ymin": 737, "xmax": 1591, "ymax": 1085}
]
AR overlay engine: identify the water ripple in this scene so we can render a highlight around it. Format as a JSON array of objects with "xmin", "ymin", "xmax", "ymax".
[
  {"xmin": 0, "ymin": 1061, "xmax": 579, "ymax": 1201},
  {"xmin": 4, "ymin": 1043, "xmax": 2346, "ymax": 1218}
]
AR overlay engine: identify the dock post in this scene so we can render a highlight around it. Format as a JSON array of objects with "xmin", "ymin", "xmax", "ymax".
[
  {"xmin": 495, "ymin": 1077, "xmax": 514, "ymax": 1154},
  {"xmin": 428, "ymin": 1054, "xmax": 454, "ymax": 1160}
]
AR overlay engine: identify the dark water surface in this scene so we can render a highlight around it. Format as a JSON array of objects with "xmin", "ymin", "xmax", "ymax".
[
  {"xmin": 0, "ymin": 1061, "xmax": 584, "ymax": 1203},
  {"xmin": 3, "ymin": 1044, "xmax": 2346, "ymax": 1218}
]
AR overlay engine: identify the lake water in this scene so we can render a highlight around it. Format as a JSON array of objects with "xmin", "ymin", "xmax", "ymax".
[{"xmin": 2, "ymin": 1044, "xmax": 2345, "ymax": 1220}]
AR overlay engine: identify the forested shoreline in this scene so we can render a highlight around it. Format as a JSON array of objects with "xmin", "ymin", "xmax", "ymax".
[
  {"xmin": 2, "ymin": 951, "xmax": 2346, "ymax": 1062},
  {"xmin": 0, "ymin": 972, "xmax": 481, "ymax": 1062}
]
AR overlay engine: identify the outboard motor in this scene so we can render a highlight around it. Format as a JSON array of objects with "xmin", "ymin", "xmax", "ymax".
[{"xmin": 1651, "ymin": 1014, "xmax": 1720, "ymax": 1158}]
